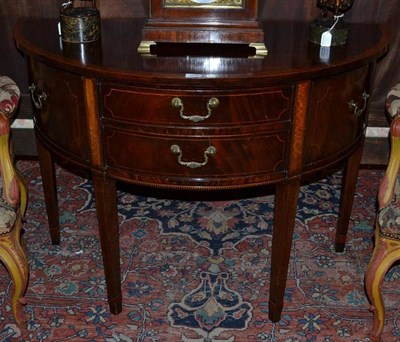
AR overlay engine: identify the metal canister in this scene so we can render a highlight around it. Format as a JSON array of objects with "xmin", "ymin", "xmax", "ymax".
[{"xmin": 60, "ymin": 0, "xmax": 100, "ymax": 43}]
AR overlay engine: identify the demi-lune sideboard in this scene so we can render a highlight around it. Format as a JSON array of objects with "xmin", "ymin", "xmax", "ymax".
[{"xmin": 14, "ymin": 18, "xmax": 388, "ymax": 322}]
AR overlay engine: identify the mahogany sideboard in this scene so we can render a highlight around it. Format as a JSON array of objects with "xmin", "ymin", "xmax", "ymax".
[{"xmin": 14, "ymin": 18, "xmax": 388, "ymax": 323}]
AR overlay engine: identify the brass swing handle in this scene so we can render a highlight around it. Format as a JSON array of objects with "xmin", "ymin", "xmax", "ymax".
[
  {"xmin": 29, "ymin": 83, "xmax": 48, "ymax": 109},
  {"xmin": 171, "ymin": 97, "xmax": 219, "ymax": 122},
  {"xmin": 170, "ymin": 144, "xmax": 217, "ymax": 169},
  {"xmin": 348, "ymin": 91, "xmax": 370, "ymax": 117}
]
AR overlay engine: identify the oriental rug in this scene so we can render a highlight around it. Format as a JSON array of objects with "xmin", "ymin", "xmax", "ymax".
[{"xmin": 0, "ymin": 161, "xmax": 399, "ymax": 341}]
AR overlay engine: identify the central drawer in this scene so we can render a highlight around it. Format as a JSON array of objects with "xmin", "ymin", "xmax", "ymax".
[
  {"xmin": 102, "ymin": 83, "xmax": 293, "ymax": 126},
  {"xmin": 101, "ymin": 83, "xmax": 294, "ymax": 186},
  {"xmin": 103, "ymin": 128, "xmax": 289, "ymax": 185}
]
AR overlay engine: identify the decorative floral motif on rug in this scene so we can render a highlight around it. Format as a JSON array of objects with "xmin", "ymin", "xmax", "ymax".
[{"xmin": 0, "ymin": 161, "xmax": 399, "ymax": 341}]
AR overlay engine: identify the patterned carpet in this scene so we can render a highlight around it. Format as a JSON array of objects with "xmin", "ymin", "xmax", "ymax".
[{"xmin": 0, "ymin": 160, "xmax": 399, "ymax": 341}]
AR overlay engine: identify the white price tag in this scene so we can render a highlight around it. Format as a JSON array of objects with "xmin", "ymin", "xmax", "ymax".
[{"xmin": 321, "ymin": 31, "xmax": 332, "ymax": 47}]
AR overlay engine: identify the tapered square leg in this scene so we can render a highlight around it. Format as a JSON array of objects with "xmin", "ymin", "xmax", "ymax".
[
  {"xmin": 36, "ymin": 136, "xmax": 61, "ymax": 245},
  {"xmin": 335, "ymin": 143, "xmax": 363, "ymax": 252},
  {"xmin": 269, "ymin": 180, "xmax": 301, "ymax": 322},
  {"xmin": 92, "ymin": 174, "xmax": 122, "ymax": 314}
]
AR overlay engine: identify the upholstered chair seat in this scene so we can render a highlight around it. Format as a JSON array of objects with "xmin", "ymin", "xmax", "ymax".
[
  {"xmin": 0, "ymin": 190, "xmax": 18, "ymax": 234},
  {"xmin": 0, "ymin": 75, "xmax": 28, "ymax": 324},
  {"xmin": 365, "ymin": 82, "xmax": 400, "ymax": 341},
  {"xmin": 379, "ymin": 177, "xmax": 400, "ymax": 239}
]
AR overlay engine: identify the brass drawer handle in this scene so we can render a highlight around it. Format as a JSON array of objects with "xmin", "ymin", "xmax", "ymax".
[
  {"xmin": 29, "ymin": 83, "xmax": 48, "ymax": 109},
  {"xmin": 171, "ymin": 97, "xmax": 219, "ymax": 122},
  {"xmin": 170, "ymin": 144, "xmax": 217, "ymax": 169},
  {"xmin": 348, "ymin": 91, "xmax": 369, "ymax": 117}
]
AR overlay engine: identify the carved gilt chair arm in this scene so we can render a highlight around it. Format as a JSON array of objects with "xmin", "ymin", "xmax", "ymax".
[
  {"xmin": 0, "ymin": 76, "xmax": 21, "ymax": 207},
  {"xmin": 378, "ymin": 82, "xmax": 400, "ymax": 209},
  {"xmin": 0, "ymin": 113, "xmax": 19, "ymax": 206}
]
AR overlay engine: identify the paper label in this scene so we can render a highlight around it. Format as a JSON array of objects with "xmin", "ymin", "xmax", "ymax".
[
  {"xmin": 321, "ymin": 31, "xmax": 332, "ymax": 47},
  {"xmin": 319, "ymin": 46, "xmax": 330, "ymax": 62}
]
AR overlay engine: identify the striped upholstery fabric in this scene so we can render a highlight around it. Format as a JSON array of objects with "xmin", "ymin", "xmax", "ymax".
[
  {"xmin": 386, "ymin": 82, "xmax": 400, "ymax": 118},
  {"xmin": 0, "ymin": 76, "xmax": 20, "ymax": 116}
]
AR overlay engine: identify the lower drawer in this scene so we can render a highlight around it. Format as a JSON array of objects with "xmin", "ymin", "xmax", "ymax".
[{"xmin": 104, "ymin": 128, "xmax": 289, "ymax": 181}]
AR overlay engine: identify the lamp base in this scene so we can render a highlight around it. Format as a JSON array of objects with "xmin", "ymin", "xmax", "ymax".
[{"xmin": 309, "ymin": 16, "xmax": 349, "ymax": 46}]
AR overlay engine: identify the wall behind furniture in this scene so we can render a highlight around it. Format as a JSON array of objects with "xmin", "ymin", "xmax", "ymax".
[{"xmin": 1, "ymin": 0, "xmax": 399, "ymax": 162}]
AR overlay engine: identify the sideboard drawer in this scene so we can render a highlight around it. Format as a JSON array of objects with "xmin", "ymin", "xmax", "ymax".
[
  {"xmin": 104, "ymin": 127, "xmax": 289, "ymax": 182},
  {"xmin": 102, "ymin": 84, "xmax": 293, "ymax": 126}
]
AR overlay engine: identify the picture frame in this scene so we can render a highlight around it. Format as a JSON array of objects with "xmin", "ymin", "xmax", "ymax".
[{"xmin": 164, "ymin": 0, "xmax": 245, "ymax": 9}]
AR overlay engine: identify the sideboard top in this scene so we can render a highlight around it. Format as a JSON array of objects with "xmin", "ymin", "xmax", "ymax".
[{"xmin": 14, "ymin": 18, "xmax": 389, "ymax": 86}]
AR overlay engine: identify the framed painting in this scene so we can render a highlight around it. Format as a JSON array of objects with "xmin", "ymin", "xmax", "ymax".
[{"xmin": 138, "ymin": 0, "xmax": 267, "ymax": 56}]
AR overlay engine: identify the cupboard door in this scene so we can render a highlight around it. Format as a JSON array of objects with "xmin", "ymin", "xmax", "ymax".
[
  {"xmin": 304, "ymin": 66, "xmax": 371, "ymax": 166},
  {"xmin": 28, "ymin": 60, "xmax": 90, "ymax": 163}
]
